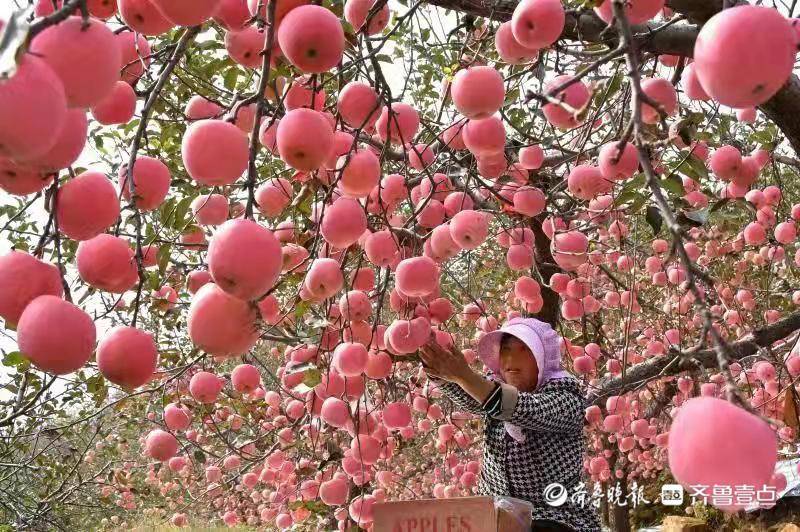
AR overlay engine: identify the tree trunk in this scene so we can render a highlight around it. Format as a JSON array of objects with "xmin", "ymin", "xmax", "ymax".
[
  {"xmin": 600, "ymin": 481, "xmax": 611, "ymax": 529},
  {"xmin": 612, "ymin": 474, "xmax": 631, "ymax": 532},
  {"xmin": 530, "ymin": 215, "xmax": 561, "ymax": 329}
]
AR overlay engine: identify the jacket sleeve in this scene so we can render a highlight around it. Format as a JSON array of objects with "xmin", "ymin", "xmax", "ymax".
[
  {"xmin": 429, "ymin": 376, "xmax": 490, "ymax": 416},
  {"xmin": 489, "ymin": 382, "xmax": 585, "ymax": 433}
]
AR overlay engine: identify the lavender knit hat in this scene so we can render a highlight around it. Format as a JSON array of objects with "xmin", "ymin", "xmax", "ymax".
[{"xmin": 477, "ymin": 317, "xmax": 569, "ymax": 391}]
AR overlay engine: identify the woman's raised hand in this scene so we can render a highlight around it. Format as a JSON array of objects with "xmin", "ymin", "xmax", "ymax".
[{"xmin": 418, "ymin": 337, "xmax": 470, "ymax": 384}]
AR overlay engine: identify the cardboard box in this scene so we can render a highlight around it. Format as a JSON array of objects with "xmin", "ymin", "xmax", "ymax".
[
  {"xmin": 373, "ymin": 496, "xmax": 532, "ymax": 532},
  {"xmin": 660, "ymin": 516, "xmax": 708, "ymax": 532}
]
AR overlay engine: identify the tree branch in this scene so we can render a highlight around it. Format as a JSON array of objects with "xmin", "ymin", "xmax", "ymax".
[
  {"xmin": 126, "ymin": 26, "xmax": 200, "ymax": 327},
  {"xmin": 420, "ymin": 0, "xmax": 800, "ymax": 155},
  {"xmin": 28, "ymin": 0, "xmax": 85, "ymax": 38},
  {"xmin": 244, "ymin": 0, "xmax": 277, "ymax": 220},
  {"xmin": 589, "ymin": 310, "xmax": 800, "ymax": 405}
]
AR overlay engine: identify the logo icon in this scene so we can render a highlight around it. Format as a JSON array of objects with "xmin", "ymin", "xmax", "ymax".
[
  {"xmin": 543, "ymin": 482, "xmax": 568, "ymax": 507},
  {"xmin": 661, "ymin": 484, "xmax": 684, "ymax": 506}
]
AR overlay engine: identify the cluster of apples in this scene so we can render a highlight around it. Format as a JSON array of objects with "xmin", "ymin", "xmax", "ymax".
[
  {"xmin": 125, "ymin": 352, "xmax": 489, "ymax": 529},
  {"xmin": 0, "ymin": 5, "xmax": 158, "ymax": 384}
]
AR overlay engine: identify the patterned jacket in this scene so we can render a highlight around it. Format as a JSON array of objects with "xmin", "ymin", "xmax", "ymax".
[{"xmin": 433, "ymin": 375, "xmax": 602, "ymax": 532}]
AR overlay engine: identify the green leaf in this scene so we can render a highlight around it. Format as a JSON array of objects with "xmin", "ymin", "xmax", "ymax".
[
  {"xmin": 619, "ymin": 173, "xmax": 646, "ymax": 193},
  {"xmin": 86, "ymin": 375, "xmax": 108, "ymax": 406},
  {"xmin": 302, "ymin": 368, "xmax": 322, "ymax": 388},
  {"xmin": 676, "ymin": 160, "xmax": 697, "ymax": 180},
  {"xmin": 223, "ymin": 68, "xmax": 239, "ymax": 91},
  {"xmin": 645, "ymin": 206, "xmax": 662, "ymax": 235},
  {"xmin": 303, "ymin": 500, "xmax": 329, "ymax": 514},
  {"xmin": 2, "ymin": 351, "xmax": 24, "ymax": 366},
  {"xmin": 686, "ymin": 156, "xmax": 708, "ymax": 179},
  {"xmin": 294, "ymin": 300, "xmax": 309, "ymax": 320},
  {"xmin": 675, "ymin": 155, "xmax": 708, "ymax": 180},
  {"xmin": 661, "ymin": 174, "xmax": 685, "ymax": 196},
  {"xmin": 173, "ymin": 195, "xmax": 195, "ymax": 229},
  {"xmin": 505, "ymin": 87, "xmax": 520, "ymax": 105},
  {"xmin": 595, "ymin": 73, "xmax": 621, "ymax": 106},
  {"xmin": 159, "ymin": 197, "xmax": 177, "ymax": 227},
  {"xmin": 613, "ymin": 190, "xmax": 644, "ymax": 209},
  {"xmin": 147, "ymin": 270, "xmax": 161, "ymax": 291},
  {"xmin": 629, "ymin": 193, "xmax": 648, "ymax": 213},
  {"xmin": 749, "ymin": 129, "xmax": 774, "ymax": 145},
  {"xmin": 606, "ymin": 73, "xmax": 622, "ymax": 95},
  {"xmin": 193, "ymin": 449, "xmax": 206, "ymax": 464},
  {"xmin": 157, "ymin": 244, "xmax": 172, "ymax": 275}
]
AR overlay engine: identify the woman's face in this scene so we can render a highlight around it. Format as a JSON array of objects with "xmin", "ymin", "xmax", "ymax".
[{"xmin": 499, "ymin": 336, "xmax": 539, "ymax": 392}]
